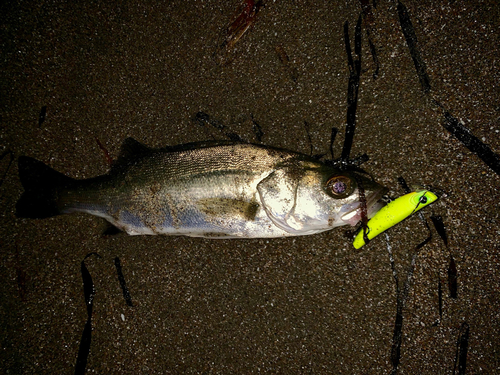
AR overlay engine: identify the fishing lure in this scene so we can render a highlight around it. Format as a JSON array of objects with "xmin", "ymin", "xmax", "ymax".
[{"xmin": 353, "ymin": 188, "xmax": 438, "ymax": 249}]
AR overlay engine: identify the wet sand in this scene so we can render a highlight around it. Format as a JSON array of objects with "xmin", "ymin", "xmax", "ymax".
[{"xmin": 1, "ymin": 1, "xmax": 499, "ymax": 373}]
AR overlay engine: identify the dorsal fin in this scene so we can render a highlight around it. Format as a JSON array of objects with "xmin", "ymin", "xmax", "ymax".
[
  {"xmin": 112, "ymin": 138, "xmax": 153, "ymax": 171},
  {"xmin": 119, "ymin": 137, "xmax": 153, "ymax": 159}
]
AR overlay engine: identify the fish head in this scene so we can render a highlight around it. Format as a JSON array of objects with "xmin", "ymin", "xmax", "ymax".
[
  {"xmin": 323, "ymin": 170, "xmax": 388, "ymax": 227},
  {"xmin": 258, "ymin": 164, "xmax": 387, "ymax": 234}
]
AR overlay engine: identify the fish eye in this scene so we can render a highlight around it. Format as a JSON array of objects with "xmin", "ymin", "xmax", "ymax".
[{"xmin": 325, "ymin": 175, "xmax": 355, "ymax": 199}]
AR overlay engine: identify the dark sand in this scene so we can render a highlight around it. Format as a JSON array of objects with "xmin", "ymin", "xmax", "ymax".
[{"xmin": 1, "ymin": 0, "xmax": 499, "ymax": 373}]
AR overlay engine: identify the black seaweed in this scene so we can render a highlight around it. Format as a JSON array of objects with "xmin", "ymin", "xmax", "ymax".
[
  {"xmin": 38, "ymin": 106, "xmax": 47, "ymax": 127},
  {"xmin": 453, "ymin": 322, "xmax": 469, "ymax": 375},
  {"xmin": 341, "ymin": 16, "xmax": 362, "ymax": 166},
  {"xmin": 115, "ymin": 257, "xmax": 134, "ymax": 307},
  {"xmin": 75, "ymin": 253, "xmax": 101, "ymax": 375},
  {"xmin": 397, "ymin": 1, "xmax": 430, "ymax": 93}
]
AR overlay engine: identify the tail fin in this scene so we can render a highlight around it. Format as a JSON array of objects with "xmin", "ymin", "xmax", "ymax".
[{"xmin": 16, "ymin": 156, "xmax": 75, "ymax": 218}]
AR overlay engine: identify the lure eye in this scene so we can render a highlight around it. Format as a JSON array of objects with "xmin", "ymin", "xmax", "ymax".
[{"xmin": 326, "ymin": 175, "xmax": 354, "ymax": 199}]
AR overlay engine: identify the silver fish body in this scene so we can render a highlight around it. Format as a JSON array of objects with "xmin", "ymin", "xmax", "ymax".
[{"xmin": 17, "ymin": 139, "xmax": 387, "ymax": 238}]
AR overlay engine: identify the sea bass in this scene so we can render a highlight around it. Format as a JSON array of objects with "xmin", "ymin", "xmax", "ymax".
[{"xmin": 16, "ymin": 139, "xmax": 387, "ymax": 238}]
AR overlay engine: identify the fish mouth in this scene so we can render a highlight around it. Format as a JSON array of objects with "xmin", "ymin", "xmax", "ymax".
[{"xmin": 340, "ymin": 186, "xmax": 388, "ymax": 226}]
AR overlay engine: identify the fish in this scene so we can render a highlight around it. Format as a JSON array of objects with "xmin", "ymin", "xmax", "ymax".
[{"xmin": 16, "ymin": 139, "xmax": 387, "ymax": 238}]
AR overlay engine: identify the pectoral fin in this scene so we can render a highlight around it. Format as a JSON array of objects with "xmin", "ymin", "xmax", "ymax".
[
  {"xmin": 197, "ymin": 198, "xmax": 259, "ymax": 221},
  {"xmin": 257, "ymin": 169, "xmax": 300, "ymax": 233}
]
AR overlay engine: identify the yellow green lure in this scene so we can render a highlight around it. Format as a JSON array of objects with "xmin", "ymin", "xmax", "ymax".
[{"xmin": 353, "ymin": 189, "xmax": 438, "ymax": 249}]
